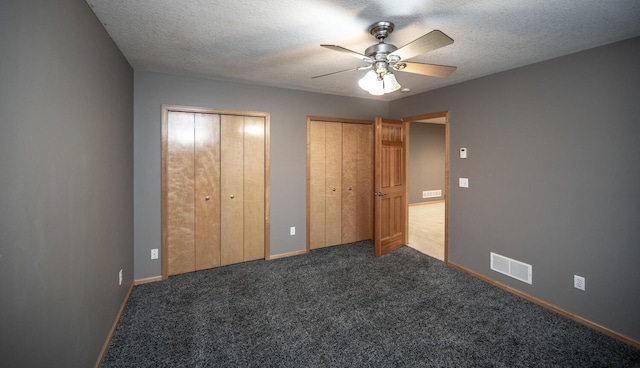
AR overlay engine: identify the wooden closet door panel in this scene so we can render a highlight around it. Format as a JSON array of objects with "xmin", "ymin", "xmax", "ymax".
[
  {"xmin": 308, "ymin": 121, "xmax": 326, "ymax": 249},
  {"xmin": 243, "ymin": 116, "xmax": 265, "ymax": 261},
  {"xmin": 341, "ymin": 124, "xmax": 358, "ymax": 243},
  {"xmin": 221, "ymin": 115, "xmax": 245, "ymax": 265},
  {"xmin": 325, "ymin": 122, "xmax": 342, "ymax": 247},
  {"xmin": 167, "ymin": 111, "xmax": 195, "ymax": 275},
  {"xmin": 194, "ymin": 113, "xmax": 221, "ymax": 270},
  {"xmin": 356, "ymin": 124, "xmax": 373, "ymax": 240}
]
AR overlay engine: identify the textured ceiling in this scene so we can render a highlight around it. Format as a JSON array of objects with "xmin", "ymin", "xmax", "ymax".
[{"xmin": 86, "ymin": 0, "xmax": 640, "ymax": 101}]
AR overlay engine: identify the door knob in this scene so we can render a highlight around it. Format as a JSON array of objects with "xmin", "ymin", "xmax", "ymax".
[
  {"xmin": 230, "ymin": 194, "xmax": 235, "ymax": 199},
  {"xmin": 348, "ymin": 187, "xmax": 352, "ymax": 191},
  {"xmin": 374, "ymin": 192, "xmax": 386, "ymax": 197},
  {"xmin": 332, "ymin": 188, "xmax": 336, "ymax": 192},
  {"xmin": 205, "ymin": 196, "xmax": 211, "ymax": 201}
]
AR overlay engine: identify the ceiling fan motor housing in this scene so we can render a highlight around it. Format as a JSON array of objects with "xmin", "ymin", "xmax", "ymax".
[{"xmin": 365, "ymin": 42, "xmax": 398, "ymax": 59}]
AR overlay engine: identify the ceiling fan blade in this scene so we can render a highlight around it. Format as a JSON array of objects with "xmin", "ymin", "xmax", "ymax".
[
  {"xmin": 321, "ymin": 45, "xmax": 372, "ymax": 62},
  {"xmin": 390, "ymin": 30, "xmax": 453, "ymax": 61},
  {"xmin": 312, "ymin": 66, "xmax": 370, "ymax": 79},
  {"xmin": 395, "ymin": 62, "xmax": 457, "ymax": 78}
]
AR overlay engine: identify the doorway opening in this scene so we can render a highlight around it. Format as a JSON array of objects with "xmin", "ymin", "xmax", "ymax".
[{"xmin": 403, "ymin": 111, "xmax": 449, "ymax": 262}]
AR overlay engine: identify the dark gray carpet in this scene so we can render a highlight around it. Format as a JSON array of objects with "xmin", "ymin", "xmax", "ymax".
[{"xmin": 102, "ymin": 241, "xmax": 640, "ymax": 367}]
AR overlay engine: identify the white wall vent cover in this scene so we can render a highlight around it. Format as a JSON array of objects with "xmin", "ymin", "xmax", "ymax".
[
  {"xmin": 490, "ymin": 252, "xmax": 532, "ymax": 285},
  {"xmin": 422, "ymin": 190, "xmax": 442, "ymax": 198}
]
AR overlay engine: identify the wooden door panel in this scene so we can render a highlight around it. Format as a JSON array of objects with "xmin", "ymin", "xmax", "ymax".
[
  {"xmin": 393, "ymin": 147, "xmax": 404, "ymax": 186},
  {"xmin": 243, "ymin": 116, "xmax": 265, "ymax": 261},
  {"xmin": 380, "ymin": 195, "xmax": 403, "ymax": 238},
  {"xmin": 378, "ymin": 196, "xmax": 404, "ymax": 254},
  {"xmin": 221, "ymin": 115, "xmax": 245, "ymax": 265},
  {"xmin": 374, "ymin": 118, "xmax": 407, "ymax": 257},
  {"xmin": 308, "ymin": 121, "xmax": 326, "ymax": 249},
  {"xmin": 167, "ymin": 111, "xmax": 196, "ymax": 275},
  {"xmin": 325, "ymin": 122, "xmax": 342, "ymax": 247},
  {"xmin": 356, "ymin": 124, "xmax": 373, "ymax": 240},
  {"xmin": 341, "ymin": 123, "xmax": 358, "ymax": 243},
  {"xmin": 194, "ymin": 113, "xmax": 220, "ymax": 270},
  {"xmin": 381, "ymin": 147, "xmax": 391, "ymax": 188},
  {"xmin": 380, "ymin": 197, "xmax": 390, "ymax": 238}
]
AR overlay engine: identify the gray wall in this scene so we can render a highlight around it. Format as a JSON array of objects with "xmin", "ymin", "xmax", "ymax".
[
  {"xmin": 1, "ymin": 1, "xmax": 636, "ymax": 363},
  {"xmin": 0, "ymin": 1, "xmax": 134, "ymax": 367},
  {"xmin": 408, "ymin": 123, "xmax": 446, "ymax": 203},
  {"xmin": 390, "ymin": 37, "xmax": 640, "ymax": 342},
  {"xmin": 134, "ymin": 71, "xmax": 387, "ymax": 279}
]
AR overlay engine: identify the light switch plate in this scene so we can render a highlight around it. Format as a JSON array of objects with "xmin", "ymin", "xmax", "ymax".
[
  {"xmin": 460, "ymin": 148, "xmax": 467, "ymax": 159},
  {"xmin": 459, "ymin": 178, "xmax": 469, "ymax": 188}
]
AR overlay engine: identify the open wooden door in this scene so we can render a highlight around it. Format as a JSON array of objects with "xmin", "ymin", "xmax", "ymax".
[{"xmin": 374, "ymin": 117, "xmax": 408, "ymax": 257}]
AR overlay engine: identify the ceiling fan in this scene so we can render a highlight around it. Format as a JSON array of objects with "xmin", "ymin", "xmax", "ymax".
[{"xmin": 313, "ymin": 21, "xmax": 457, "ymax": 95}]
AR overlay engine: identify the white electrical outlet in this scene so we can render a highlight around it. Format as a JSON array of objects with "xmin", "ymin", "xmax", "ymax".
[
  {"xmin": 119, "ymin": 269, "xmax": 123, "ymax": 286},
  {"xmin": 574, "ymin": 275, "xmax": 585, "ymax": 291},
  {"xmin": 290, "ymin": 227, "xmax": 295, "ymax": 236},
  {"xmin": 151, "ymin": 248, "xmax": 159, "ymax": 260}
]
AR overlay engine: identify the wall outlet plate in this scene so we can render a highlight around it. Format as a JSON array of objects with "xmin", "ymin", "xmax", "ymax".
[
  {"xmin": 119, "ymin": 269, "xmax": 123, "ymax": 286},
  {"xmin": 574, "ymin": 275, "xmax": 585, "ymax": 291},
  {"xmin": 151, "ymin": 248, "xmax": 159, "ymax": 260}
]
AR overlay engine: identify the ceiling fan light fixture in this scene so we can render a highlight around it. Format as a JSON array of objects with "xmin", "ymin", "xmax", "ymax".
[
  {"xmin": 359, "ymin": 72, "xmax": 385, "ymax": 95},
  {"xmin": 358, "ymin": 70, "xmax": 378, "ymax": 91},
  {"xmin": 359, "ymin": 68, "xmax": 400, "ymax": 95},
  {"xmin": 368, "ymin": 78, "xmax": 385, "ymax": 95},
  {"xmin": 382, "ymin": 72, "xmax": 401, "ymax": 93}
]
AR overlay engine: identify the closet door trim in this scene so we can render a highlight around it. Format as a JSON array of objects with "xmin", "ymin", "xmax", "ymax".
[
  {"xmin": 307, "ymin": 116, "xmax": 372, "ymax": 125},
  {"xmin": 161, "ymin": 104, "xmax": 270, "ymax": 280}
]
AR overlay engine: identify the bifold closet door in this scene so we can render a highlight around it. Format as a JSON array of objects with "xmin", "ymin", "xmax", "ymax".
[
  {"xmin": 167, "ymin": 112, "xmax": 196, "ymax": 275},
  {"xmin": 194, "ymin": 113, "xmax": 221, "ymax": 270},
  {"xmin": 166, "ymin": 112, "xmax": 221, "ymax": 276},
  {"xmin": 308, "ymin": 121, "xmax": 342, "ymax": 249},
  {"xmin": 309, "ymin": 120, "xmax": 373, "ymax": 250},
  {"xmin": 341, "ymin": 123, "xmax": 373, "ymax": 243},
  {"xmin": 325, "ymin": 122, "xmax": 343, "ymax": 247},
  {"xmin": 309, "ymin": 121, "xmax": 326, "ymax": 249},
  {"xmin": 354, "ymin": 123, "xmax": 373, "ymax": 241},
  {"xmin": 220, "ymin": 115, "xmax": 244, "ymax": 265},
  {"xmin": 166, "ymin": 111, "xmax": 265, "ymax": 275},
  {"xmin": 242, "ymin": 116, "xmax": 265, "ymax": 261},
  {"xmin": 220, "ymin": 115, "xmax": 265, "ymax": 265}
]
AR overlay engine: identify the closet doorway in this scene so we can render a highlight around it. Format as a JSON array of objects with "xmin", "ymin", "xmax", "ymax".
[
  {"xmin": 404, "ymin": 111, "xmax": 449, "ymax": 262},
  {"xmin": 161, "ymin": 105, "xmax": 270, "ymax": 278}
]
